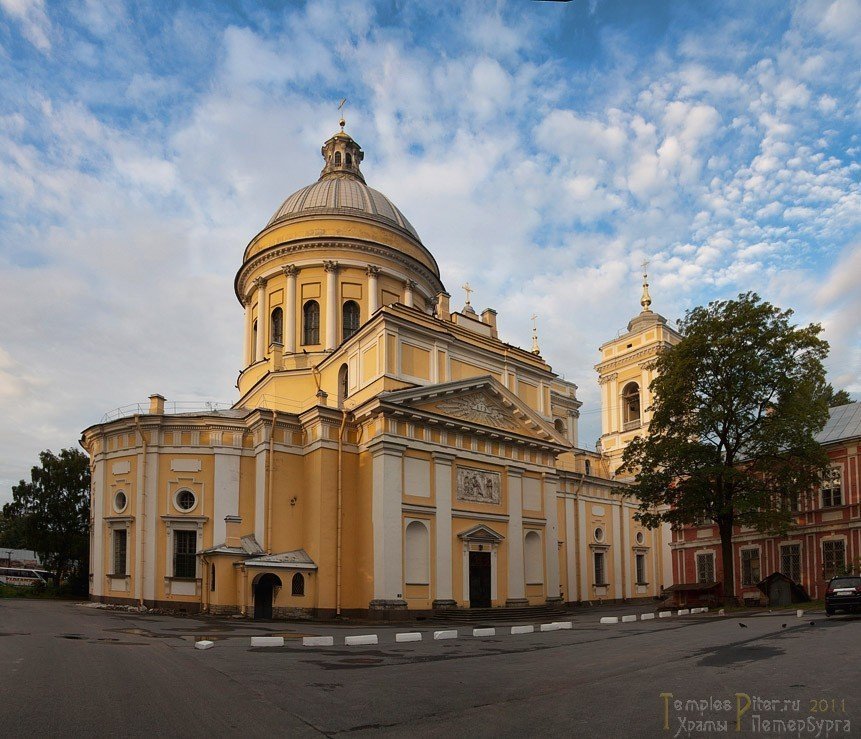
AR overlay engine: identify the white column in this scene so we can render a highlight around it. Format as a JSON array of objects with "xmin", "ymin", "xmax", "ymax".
[
  {"xmin": 661, "ymin": 521, "xmax": 674, "ymax": 589},
  {"xmin": 367, "ymin": 266, "xmax": 380, "ymax": 314},
  {"xmin": 543, "ymin": 473, "xmax": 561, "ymax": 602},
  {"xmin": 600, "ymin": 379, "xmax": 611, "ymax": 436},
  {"xmin": 243, "ymin": 296, "xmax": 253, "ymax": 366},
  {"xmin": 371, "ymin": 441, "xmax": 406, "ymax": 606},
  {"xmin": 565, "ymin": 497, "xmax": 577, "ymax": 603},
  {"xmin": 324, "ymin": 260, "xmax": 339, "ymax": 350},
  {"xmin": 142, "ymin": 439, "xmax": 159, "ymax": 603},
  {"xmin": 433, "ymin": 452, "xmax": 455, "ymax": 605},
  {"xmin": 577, "ymin": 497, "xmax": 589, "ymax": 601},
  {"xmin": 612, "ymin": 502, "xmax": 623, "ymax": 598},
  {"xmin": 622, "ymin": 503, "xmax": 632, "ymax": 599},
  {"xmin": 403, "ymin": 280, "xmax": 415, "ymax": 308},
  {"xmin": 90, "ymin": 459, "xmax": 105, "ymax": 597},
  {"xmin": 254, "ymin": 277, "xmax": 266, "ymax": 361},
  {"xmin": 283, "ymin": 265, "xmax": 297, "ymax": 353},
  {"xmin": 506, "ymin": 467, "xmax": 526, "ymax": 604}
]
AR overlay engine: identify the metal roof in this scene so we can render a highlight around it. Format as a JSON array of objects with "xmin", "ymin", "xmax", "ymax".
[
  {"xmin": 267, "ymin": 176, "xmax": 421, "ymax": 241},
  {"xmin": 815, "ymin": 402, "xmax": 861, "ymax": 445}
]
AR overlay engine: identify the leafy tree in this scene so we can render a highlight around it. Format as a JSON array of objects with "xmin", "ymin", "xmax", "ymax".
[
  {"xmin": 621, "ymin": 293, "xmax": 830, "ymax": 601},
  {"xmin": 3, "ymin": 448, "xmax": 90, "ymax": 587},
  {"xmin": 823, "ymin": 384, "xmax": 852, "ymax": 408}
]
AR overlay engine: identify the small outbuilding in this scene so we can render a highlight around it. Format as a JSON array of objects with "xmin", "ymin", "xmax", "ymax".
[{"xmin": 756, "ymin": 572, "xmax": 810, "ymax": 607}]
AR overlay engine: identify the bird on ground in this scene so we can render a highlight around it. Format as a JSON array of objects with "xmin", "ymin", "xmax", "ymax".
[
  {"xmin": 809, "ymin": 621, "xmax": 815, "ymax": 626},
  {"xmin": 781, "ymin": 624, "xmax": 787, "ymax": 628},
  {"xmin": 739, "ymin": 623, "xmax": 747, "ymax": 628}
]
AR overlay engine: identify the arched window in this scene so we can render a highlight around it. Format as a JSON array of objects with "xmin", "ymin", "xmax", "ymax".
[
  {"xmin": 622, "ymin": 382, "xmax": 641, "ymax": 427},
  {"xmin": 554, "ymin": 418, "xmax": 565, "ymax": 435},
  {"xmin": 404, "ymin": 520, "xmax": 429, "ymax": 584},
  {"xmin": 342, "ymin": 300, "xmax": 360, "ymax": 340},
  {"xmin": 524, "ymin": 530, "xmax": 543, "ymax": 584},
  {"xmin": 270, "ymin": 307, "xmax": 283, "ymax": 345},
  {"xmin": 338, "ymin": 363, "xmax": 348, "ymax": 407},
  {"xmin": 291, "ymin": 572, "xmax": 304, "ymax": 596},
  {"xmin": 345, "ymin": 153, "xmax": 353, "ymax": 167},
  {"xmin": 584, "ymin": 459, "xmax": 591, "ymax": 475},
  {"xmin": 252, "ymin": 319, "xmax": 258, "ymax": 360},
  {"xmin": 334, "ymin": 151, "xmax": 342, "ymax": 166},
  {"xmin": 303, "ymin": 300, "xmax": 320, "ymax": 345}
]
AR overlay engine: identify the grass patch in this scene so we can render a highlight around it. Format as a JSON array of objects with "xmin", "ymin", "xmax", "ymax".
[{"xmin": 0, "ymin": 582, "xmax": 82, "ymax": 599}]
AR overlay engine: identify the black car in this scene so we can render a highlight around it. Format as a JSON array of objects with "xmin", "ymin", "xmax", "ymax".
[{"xmin": 825, "ymin": 575, "xmax": 861, "ymax": 616}]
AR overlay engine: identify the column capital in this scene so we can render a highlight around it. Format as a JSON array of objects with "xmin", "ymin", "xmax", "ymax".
[
  {"xmin": 507, "ymin": 465, "xmax": 525, "ymax": 477},
  {"xmin": 323, "ymin": 260, "xmax": 339, "ymax": 273},
  {"xmin": 368, "ymin": 439, "xmax": 408, "ymax": 458},
  {"xmin": 404, "ymin": 279, "xmax": 417, "ymax": 289},
  {"xmin": 366, "ymin": 265, "xmax": 381, "ymax": 276},
  {"xmin": 253, "ymin": 276, "xmax": 267, "ymax": 289},
  {"xmin": 431, "ymin": 451, "xmax": 456, "ymax": 464},
  {"xmin": 282, "ymin": 264, "xmax": 298, "ymax": 277}
]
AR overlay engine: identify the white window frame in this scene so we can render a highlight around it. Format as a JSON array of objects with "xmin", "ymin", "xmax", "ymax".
[
  {"xmin": 696, "ymin": 551, "xmax": 715, "ymax": 583},
  {"xmin": 822, "ymin": 537, "xmax": 847, "ymax": 579},
  {"xmin": 740, "ymin": 546, "xmax": 761, "ymax": 587},
  {"xmin": 820, "ymin": 466, "xmax": 843, "ymax": 508},
  {"xmin": 779, "ymin": 542, "xmax": 802, "ymax": 583}
]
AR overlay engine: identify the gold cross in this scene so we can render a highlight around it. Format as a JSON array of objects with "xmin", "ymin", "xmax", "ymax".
[
  {"xmin": 462, "ymin": 282, "xmax": 473, "ymax": 305},
  {"xmin": 641, "ymin": 258, "xmax": 650, "ymax": 278},
  {"xmin": 531, "ymin": 313, "xmax": 538, "ymax": 331},
  {"xmin": 338, "ymin": 98, "xmax": 347, "ymax": 130}
]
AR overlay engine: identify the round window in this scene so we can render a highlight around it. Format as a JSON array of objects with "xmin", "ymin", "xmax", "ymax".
[
  {"xmin": 175, "ymin": 489, "xmax": 196, "ymax": 512},
  {"xmin": 114, "ymin": 491, "xmax": 127, "ymax": 512},
  {"xmin": 594, "ymin": 527, "xmax": 605, "ymax": 543},
  {"xmin": 636, "ymin": 531, "xmax": 645, "ymax": 545}
]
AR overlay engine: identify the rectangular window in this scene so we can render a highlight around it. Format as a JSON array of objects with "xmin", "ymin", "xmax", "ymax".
[
  {"xmin": 173, "ymin": 530, "xmax": 197, "ymax": 579},
  {"xmin": 593, "ymin": 551, "xmax": 606, "ymax": 585},
  {"xmin": 821, "ymin": 468, "xmax": 842, "ymax": 507},
  {"xmin": 780, "ymin": 544, "xmax": 801, "ymax": 583},
  {"xmin": 823, "ymin": 540, "xmax": 846, "ymax": 579},
  {"xmin": 635, "ymin": 553, "xmax": 647, "ymax": 584},
  {"xmin": 696, "ymin": 552, "xmax": 715, "ymax": 583},
  {"xmin": 112, "ymin": 529, "xmax": 127, "ymax": 576},
  {"xmin": 741, "ymin": 549, "xmax": 760, "ymax": 587}
]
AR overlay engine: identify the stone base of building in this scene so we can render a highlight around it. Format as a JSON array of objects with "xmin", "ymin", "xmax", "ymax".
[
  {"xmin": 432, "ymin": 599, "xmax": 458, "ymax": 609},
  {"xmin": 367, "ymin": 598, "xmax": 408, "ymax": 620},
  {"xmin": 504, "ymin": 598, "xmax": 530, "ymax": 607}
]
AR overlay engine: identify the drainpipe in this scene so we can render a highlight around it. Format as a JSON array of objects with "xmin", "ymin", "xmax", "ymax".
[
  {"xmin": 336, "ymin": 408, "xmax": 349, "ymax": 617},
  {"xmin": 266, "ymin": 411, "xmax": 275, "ymax": 554},
  {"xmin": 133, "ymin": 415, "xmax": 147, "ymax": 608}
]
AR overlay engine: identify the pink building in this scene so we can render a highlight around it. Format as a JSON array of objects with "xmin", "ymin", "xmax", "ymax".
[{"xmin": 671, "ymin": 402, "xmax": 860, "ymax": 605}]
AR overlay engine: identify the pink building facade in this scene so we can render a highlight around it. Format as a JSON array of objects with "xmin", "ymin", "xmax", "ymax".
[{"xmin": 671, "ymin": 403, "xmax": 861, "ymax": 604}]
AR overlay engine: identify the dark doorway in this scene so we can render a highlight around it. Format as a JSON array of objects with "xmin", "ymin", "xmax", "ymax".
[
  {"xmin": 253, "ymin": 573, "xmax": 281, "ymax": 620},
  {"xmin": 469, "ymin": 551, "xmax": 492, "ymax": 608}
]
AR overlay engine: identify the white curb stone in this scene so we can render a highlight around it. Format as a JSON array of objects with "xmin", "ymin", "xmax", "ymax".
[
  {"xmin": 250, "ymin": 636, "xmax": 284, "ymax": 647},
  {"xmin": 718, "ymin": 608, "xmax": 725, "ymax": 615},
  {"xmin": 552, "ymin": 621, "xmax": 573, "ymax": 629},
  {"xmin": 689, "ymin": 607, "xmax": 700, "ymax": 614},
  {"xmin": 599, "ymin": 616, "xmax": 619, "ymax": 624},
  {"xmin": 658, "ymin": 611, "xmax": 672, "ymax": 618},
  {"xmin": 511, "ymin": 625, "xmax": 534, "ymax": 635},
  {"xmin": 194, "ymin": 640, "xmax": 214, "ymax": 650},
  {"xmin": 621, "ymin": 615, "xmax": 637, "ymax": 623},
  {"xmin": 796, "ymin": 610, "xmax": 804, "ymax": 618},
  {"xmin": 473, "ymin": 627, "xmax": 496, "ymax": 637},
  {"xmin": 702, "ymin": 607, "xmax": 709, "ymax": 612},
  {"xmin": 345, "ymin": 634, "xmax": 378, "ymax": 646},
  {"xmin": 396, "ymin": 632, "xmax": 422, "ymax": 643},
  {"xmin": 540, "ymin": 622, "xmax": 561, "ymax": 631},
  {"xmin": 302, "ymin": 636, "xmax": 334, "ymax": 647},
  {"xmin": 434, "ymin": 629, "xmax": 458, "ymax": 640},
  {"xmin": 640, "ymin": 613, "xmax": 655, "ymax": 620},
  {"xmin": 677, "ymin": 609, "xmax": 690, "ymax": 615}
]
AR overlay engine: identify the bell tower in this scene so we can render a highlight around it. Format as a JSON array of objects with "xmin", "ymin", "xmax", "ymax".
[{"xmin": 595, "ymin": 265, "xmax": 682, "ymax": 477}]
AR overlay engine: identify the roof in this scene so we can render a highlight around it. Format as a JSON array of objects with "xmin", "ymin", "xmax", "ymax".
[
  {"xmin": 663, "ymin": 582, "xmax": 719, "ymax": 593},
  {"xmin": 243, "ymin": 549, "xmax": 317, "ymax": 570},
  {"xmin": 816, "ymin": 402, "xmax": 861, "ymax": 445},
  {"xmin": 267, "ymin": 176, "xmax": 421, "ymax": 241},
  {"xmin": 199, "ymin": 534, "xmax": 264, "ymax": 556}
]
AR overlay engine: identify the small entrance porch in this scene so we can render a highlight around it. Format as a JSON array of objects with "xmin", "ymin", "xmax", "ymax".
[{"xmin": 459, "ymin": 524, "xmax": 504, "ymax": 609}]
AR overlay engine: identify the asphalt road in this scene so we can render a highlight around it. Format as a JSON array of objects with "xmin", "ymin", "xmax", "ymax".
[{"xmin": 1, "ymin": 599, "xmax": 858, "ymax": 737}]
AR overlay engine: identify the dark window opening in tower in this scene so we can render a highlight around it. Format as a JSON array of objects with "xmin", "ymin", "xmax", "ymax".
[
  {"xmin": 334, "ymin": 151, "xmax": 342, "ymax": 166},
  {"xmin": 622, "ymin": 382, "xmax": 641, "ymax": 426},
  {"xmin": 252, "ymin": 319, "xmax": 258, "ymax": 361},
  {"xmin": 338, "ymin": 363, "xmax": 348, "ymax": 407},
  {"xmin": 271, "ymin": 307, "xmax": 283, "ymax": 345},
  {"xmin": 346, "ymin": 153, "xmax": 353, "ymax": 167},
  {"xmin": 342, "ymin": 300, "xmax": 360, "ymax": 341},
  {"xmin": 303, "ymin": 301, "xmax": 320, "ymax": 345}
]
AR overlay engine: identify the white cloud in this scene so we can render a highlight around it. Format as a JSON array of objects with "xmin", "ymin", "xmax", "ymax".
[{"xmin": 0, "ymin": 0, "xmax": 51, "ymax": 51}]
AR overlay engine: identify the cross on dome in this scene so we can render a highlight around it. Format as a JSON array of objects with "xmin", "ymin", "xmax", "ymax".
[{"xmin": 640, "ymin": 259, "xmax": 653, "ymax": 313}]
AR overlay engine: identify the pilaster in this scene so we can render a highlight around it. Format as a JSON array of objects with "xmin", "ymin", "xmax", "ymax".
[
  {"xmin": 543, "ymin": 473, "xmax": 562, "ymax": 603},
  {"xmin": 370, "ymin": 440, "xmax": 407, "ymax": 610},
  {"xmin": 432, "ymin": 451, "xmax": 456, "ymax": 608},
  {"xmin": 324, "ymin": 260, "xmax": 339, "ymax": 350},
  {"xmin": 506, "ymin": 466, "xmax": 527, "ymax": 605},
  {"xmin": 283, "ymin": 264, "xmax": 297, "ymax": 353}
]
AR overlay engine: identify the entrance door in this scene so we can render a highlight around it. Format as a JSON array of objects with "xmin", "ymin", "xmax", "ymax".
[
  {"xmin": 253, "ymin": 574, "xmax": 279, "ymax": 619},
  {"xmin": 469, "ymin": 551, "xmax": 492, "ymax": 608}
]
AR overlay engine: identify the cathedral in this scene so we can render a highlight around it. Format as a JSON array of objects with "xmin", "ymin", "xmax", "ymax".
[{"xmin": 81, "ymin": 123, "xmax": 676, "ymax": 618}]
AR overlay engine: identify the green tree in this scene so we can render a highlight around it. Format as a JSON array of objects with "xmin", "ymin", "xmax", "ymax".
[
  {"xmin": 4, "ymin": 448, "xmax": 90, "ymax": 587},
  {"xmin": 823, "ymin": 384, "xmax": 852, "ymax": 408},
  {"xmin": 621, "ymin": 293, "xmax": 830, "ymax": 601}
]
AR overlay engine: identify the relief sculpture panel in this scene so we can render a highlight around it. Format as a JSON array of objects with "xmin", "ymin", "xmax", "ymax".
[
  {"xmin": 435, "ymin": 393, "xmax": 518, "ymax": 430},
  {"xmin": 456, "ymin": 466, "xmax": 501, "ymax": 505}
]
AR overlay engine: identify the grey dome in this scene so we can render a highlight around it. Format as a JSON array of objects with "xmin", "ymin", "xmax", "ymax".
[{"xmin": 267, "ymin": 175, "xmax": 422, "ymax": 242}]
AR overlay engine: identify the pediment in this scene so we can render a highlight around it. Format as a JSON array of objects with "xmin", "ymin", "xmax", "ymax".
[
  {"xmin": 458, "ymin": 523, "xmax": 505, "ymax": 542},
  {"xmin": 380, "ymin": 376, "xmax": 569, "ymax": 447}
]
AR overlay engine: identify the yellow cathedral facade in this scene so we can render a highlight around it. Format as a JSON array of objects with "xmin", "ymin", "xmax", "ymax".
[{"xmin": 81, "ymin": 124, "xmax": 675, "ymax": 618}]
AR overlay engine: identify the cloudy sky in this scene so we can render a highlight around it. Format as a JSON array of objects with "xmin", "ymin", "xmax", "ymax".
[{"xmin": 1, "ymin": 0, "xmax": 860, "ymax": 502}]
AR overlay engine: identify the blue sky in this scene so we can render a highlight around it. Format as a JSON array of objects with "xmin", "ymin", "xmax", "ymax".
[{"xmin": 1, "ymin": 0, "xmax": 859, "ymax": 502}]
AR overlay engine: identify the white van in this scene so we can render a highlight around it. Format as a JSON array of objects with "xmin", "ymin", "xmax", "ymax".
[{"xmin": 0, "ymin": 567, "xmax": 53, "ymax": 586}]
